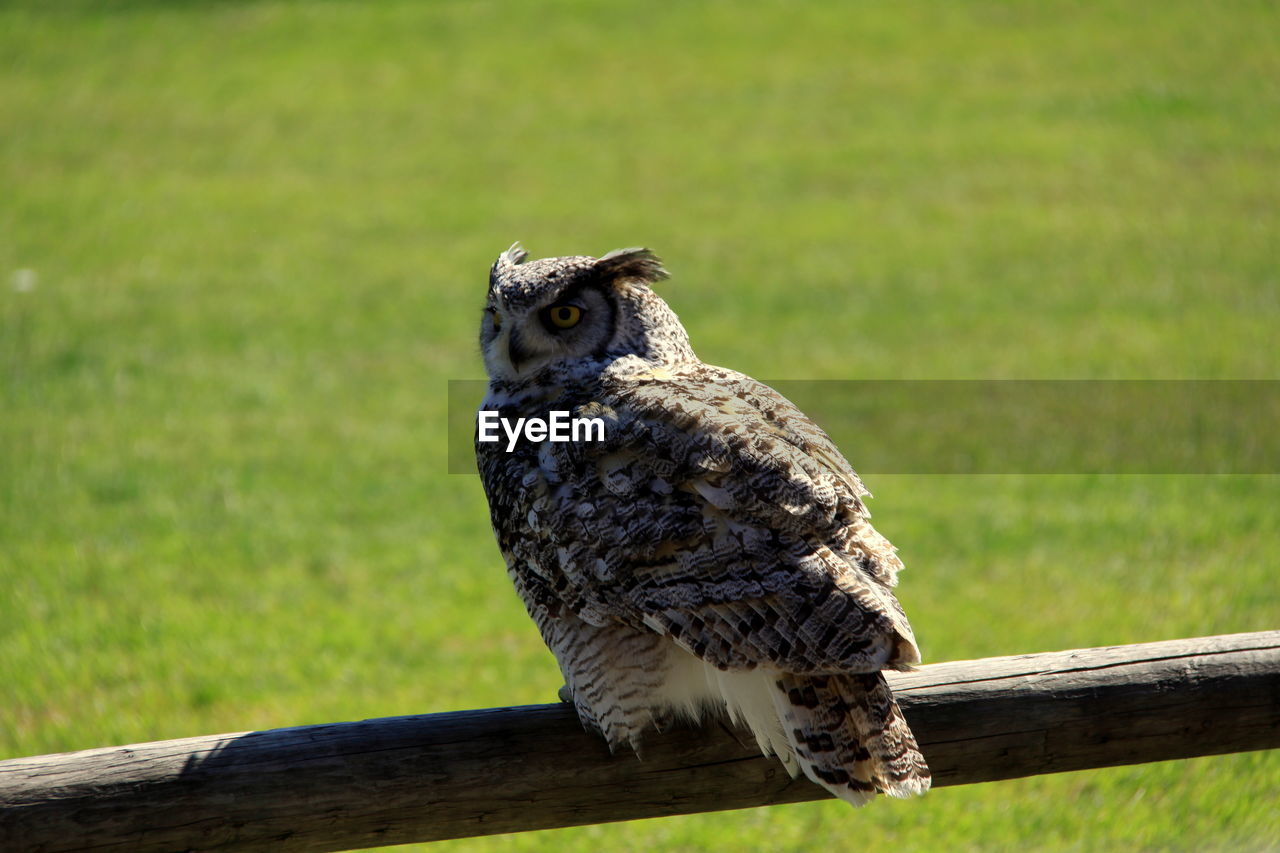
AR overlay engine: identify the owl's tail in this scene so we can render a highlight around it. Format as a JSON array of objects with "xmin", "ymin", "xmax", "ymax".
[{"xmin": 770, "ymin": 671, "xmax": 930, "ymax": 807}]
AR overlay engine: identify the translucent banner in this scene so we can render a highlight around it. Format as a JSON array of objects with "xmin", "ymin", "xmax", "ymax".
[{"xmin": 448, "ymin": 380, "xmax": 1279, "ymax": 475}]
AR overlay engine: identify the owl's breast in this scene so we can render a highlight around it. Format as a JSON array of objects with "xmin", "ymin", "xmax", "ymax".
[{"xmin": 476, "ymin": 382, "xmax": 612, "ymax": 581}]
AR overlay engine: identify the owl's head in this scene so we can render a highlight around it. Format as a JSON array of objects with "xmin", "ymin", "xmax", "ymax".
[{"xmin": 480, "ymin": 244, "xmax": 694, "ymax": 382}]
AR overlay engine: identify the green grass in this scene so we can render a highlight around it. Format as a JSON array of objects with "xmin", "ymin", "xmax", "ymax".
[{"xmin": 2, "ymin": 1, "xmax": 1277, "ymax": 850}]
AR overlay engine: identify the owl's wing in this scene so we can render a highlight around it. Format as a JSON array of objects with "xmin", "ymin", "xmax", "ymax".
[{"xmin": 537, "ymin": 364, "xmax": 921, "ymax": 675}]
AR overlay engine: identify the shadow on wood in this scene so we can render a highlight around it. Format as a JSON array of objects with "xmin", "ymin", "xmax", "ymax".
[{"xmin": 2, "ymin": 631, "xmax": 1277, "ymax": 852}]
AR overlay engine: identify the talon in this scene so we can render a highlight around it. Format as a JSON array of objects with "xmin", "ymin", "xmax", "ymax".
[{"xmin": 557, "ymin": 684, "xmax": 573, "ymax": 704}]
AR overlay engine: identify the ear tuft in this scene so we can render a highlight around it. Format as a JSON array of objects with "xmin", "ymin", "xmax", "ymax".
[
  {"xmin": 490, "ymin": 242, "xmax": 529, "ymax": 289},
  {"xmin": 595, "ymin": 247, "xmax": 668, "ymax": 286},
  {"xmin": 500, "ymin": 242, "xmax": 528, "ymax": 267}
]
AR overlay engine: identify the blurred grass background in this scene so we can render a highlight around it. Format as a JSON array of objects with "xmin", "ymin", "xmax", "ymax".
[{"xmin": 1, "ymin": 1, "xmax": 1277, "ymax": 850}]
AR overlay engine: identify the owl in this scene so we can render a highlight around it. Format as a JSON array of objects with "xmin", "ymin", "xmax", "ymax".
[{"xmin": 475, "ymin": 244, "xmax": 930, "ymax": 806}]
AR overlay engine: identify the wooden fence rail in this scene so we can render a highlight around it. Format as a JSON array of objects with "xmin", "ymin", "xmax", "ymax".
[{"xmin": 2, "ymin": 631, "xmax": 1277, "ymax": 852}]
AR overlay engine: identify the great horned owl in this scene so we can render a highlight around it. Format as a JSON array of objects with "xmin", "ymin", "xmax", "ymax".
[{"xmin": 475, "ymin": 245, "xmax": 930, "ymax": 806}]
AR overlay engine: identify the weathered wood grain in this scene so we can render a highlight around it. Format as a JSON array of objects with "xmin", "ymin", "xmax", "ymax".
[{"xmin": 1, "ymin": 631, "xmax": 1277, "ymax": 852}]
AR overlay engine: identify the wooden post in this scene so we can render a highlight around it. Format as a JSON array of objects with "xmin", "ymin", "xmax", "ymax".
[{"xmin": 2, "ymin": 632, "xmax": 1277, "ymax": 852}]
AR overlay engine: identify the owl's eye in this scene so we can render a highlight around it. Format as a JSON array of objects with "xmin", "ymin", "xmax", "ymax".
[
  {"xmin": 490, "ymin": 310, "xmax": 502, "ymax": 331},
  {"xmin": 543, "ymin": 304, "xmax": 583, "ymax": 330}
]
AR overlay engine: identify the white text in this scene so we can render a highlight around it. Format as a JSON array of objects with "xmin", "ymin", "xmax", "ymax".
[{"xmin": 477, "ymin": 410, "xmax": 606, "ymax": 452}]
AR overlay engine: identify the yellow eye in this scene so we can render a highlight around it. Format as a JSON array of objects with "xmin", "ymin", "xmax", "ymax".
[
  {"xmin": 545, "ymin": 304, "xmax": 582, "ymax": 329},
  {"xmin": 490, "ymin": 310, "xmax": 502, "ymax": 331}
]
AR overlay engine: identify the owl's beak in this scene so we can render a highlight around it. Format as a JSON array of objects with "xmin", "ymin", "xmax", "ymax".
[{"xmin": 507, "ymin": 327, "xmax": 531, "ymax": 372}]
